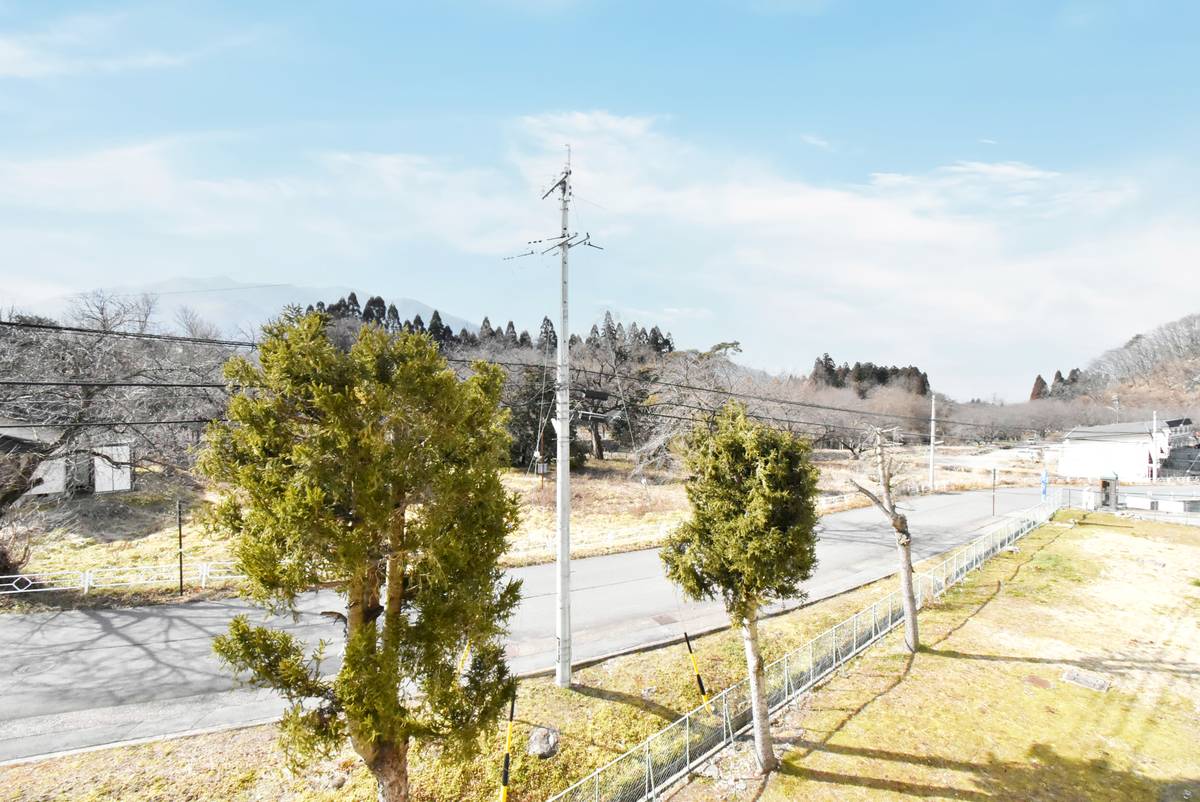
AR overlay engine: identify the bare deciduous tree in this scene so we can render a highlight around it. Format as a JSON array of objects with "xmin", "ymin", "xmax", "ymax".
[
  {"xmin": 851, "ymin": 428, "xmax": 919, "ymax": 652},
  {"xmin": 0, "ymin": 293, "xmax": 232, "ymax": 556}
]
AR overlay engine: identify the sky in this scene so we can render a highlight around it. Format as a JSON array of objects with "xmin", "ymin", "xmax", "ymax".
[{"xmin": 0, "ymin": 1, "xmax": 1197, "ymax": 401}]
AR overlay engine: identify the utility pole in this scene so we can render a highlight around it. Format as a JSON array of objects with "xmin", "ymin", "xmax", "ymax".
[
  {"xmin": 506, "ymin": 149, "xmax": 602, "ymax": 687},
  {"xmin": 522, "ymin": 147, "xmax": 601, "ymax": 689},
  {"xmin": 928, "ymin": 395, "xmax": 936, "ymax": 492},
  {"xmin": 552, "ymin": 154, "xmax": 572, "ymax": 688}
]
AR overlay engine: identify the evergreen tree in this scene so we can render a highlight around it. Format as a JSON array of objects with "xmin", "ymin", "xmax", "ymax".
[
  {"xmin": 503, "ymin": 321, "xmax": 518, "ymax": 347},
  {"xmin": 586, "ymin": 324, "xmax": 601, "ymax": 347},
  {"xmin": 601, "ymin": 311, "xmax": 618, "ymax": 343},
  {"xmin": 201, "ymin": 312, "xmax": 520, "ymax": 802},
  {"xmin": 661, "ymin": 403, "xmax": 819, "ymax": 774},
  {"xmin": 362, "ymin": 296, "xmax": 387, "ymax": 325},
  {"xmin": 517, "ymin": 330, "xmax": 533, "ymax": 349},
  {"xmin": 535, "ymin": 317, "xmax": 557, "ymax": 351},
  {"xmin": 647, "ymin": 326, "xmax": 667, "ymax": 354},
  {"xmin": 411, "ymin": 314, "xmax": 425, "ymax": 334},
  {"xmin": 479, "ymin": 317, "xmax": 495, "ymax": 341},
  {"xmin": 385, "ymin": 304, "xmax": 400, "ymax": 333},
  {"xmin": 427, "ymin": 310, "xmax": 447, "ymax": 345},
  {"xmin": 346, "ymin": 292, "xmax": 361, "ymax": 319}
]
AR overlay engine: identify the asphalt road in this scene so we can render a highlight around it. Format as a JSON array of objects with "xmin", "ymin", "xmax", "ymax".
[{"xmin": 0, "ymin": 486, "xmax": 1046, "ymax": 763}]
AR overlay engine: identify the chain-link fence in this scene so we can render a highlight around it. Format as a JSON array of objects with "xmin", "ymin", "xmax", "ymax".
[{"xmin": 547, "ymin": 494, "xmax": 1064, "ymax": 802}]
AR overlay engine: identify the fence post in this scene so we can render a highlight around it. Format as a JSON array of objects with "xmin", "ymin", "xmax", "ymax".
[
  {"xmin": 685, "ymin": 713, "xmax": 691, "ymax": 773},
  {"xmin": 200, "ymin": 563, "xmax": 209, "ymax": 589},
  {"xmin": 644, "ymin": 740, "xmax": 653, "ymax": 797},
  {"xmin": 82, "ymin": 570, "xmax": 92, "ymax": 594},
  {"xmin": 784, "ymin": 651, "xmax": 790, "ymax": 699},
  {"xmin": 177, "ymin": 499, "xmax": 184, "ymax": 596},
  {"xmin": 808, "ymin": 640, "xmax": 814, "ymax": 688}
]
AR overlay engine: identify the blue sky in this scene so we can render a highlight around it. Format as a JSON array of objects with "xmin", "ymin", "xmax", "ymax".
[{"xmin": 1, "ymin": 1, "xmax": 1198, "ymax": 400}]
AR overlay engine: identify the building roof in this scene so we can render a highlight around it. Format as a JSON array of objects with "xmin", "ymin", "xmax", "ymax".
[
  {"xmin": 0, "ymin": 417, "xmax": 62, "ymax": 446},
  {"xmin": 1064, "ymin": 421, "xmax": 1158, "ymax": 442}
]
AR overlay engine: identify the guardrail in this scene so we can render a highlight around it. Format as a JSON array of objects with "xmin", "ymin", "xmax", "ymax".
[
  {"xmin": 545, "ymin": 493, "xmax": 1064, "ymax": 802},
  {"xmin": 0, "ymin": 560, "xmax": 243, "ymax": 595}
]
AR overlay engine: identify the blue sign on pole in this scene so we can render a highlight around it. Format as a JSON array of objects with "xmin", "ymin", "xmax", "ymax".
[{"xmin": 1041, "ymin": 468, "xmax": 1049, "ymax": 501}]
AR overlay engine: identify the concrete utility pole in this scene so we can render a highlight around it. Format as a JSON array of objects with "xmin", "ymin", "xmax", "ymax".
[
  {"xmin": 512, "ymin": 148, "xmax": 601, "ymax": 688},
  {"xmin": 928, "ymin": 395, "xmax": 936, "ymax": 492},
  {"xmin": 553, "ymin": 154, "xmax": 573, "ymax": 688}
]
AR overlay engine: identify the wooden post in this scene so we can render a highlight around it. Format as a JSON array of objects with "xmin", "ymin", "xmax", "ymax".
[{"xmin": 177, "ymin": 500, "xmax": 184, "ymax": 596}]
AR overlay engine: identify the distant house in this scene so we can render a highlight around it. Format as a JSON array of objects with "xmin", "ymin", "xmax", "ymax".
[
  {"xmin": 0, "ymin": 418, "xmax": 133, "ymax": 495},
  {"xmin": 1164, "ymin": 418, "xmax": 1196, "ymax": 449},
  {"xmin": 1057, "ymin": 419, "xmax": 1187, "ymax": 481}
]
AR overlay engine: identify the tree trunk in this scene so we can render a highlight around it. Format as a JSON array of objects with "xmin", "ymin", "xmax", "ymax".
[
  {"xmin": 895, "ymin": 533, "xmax": 919, "ymax": 652},
  {"xmin": 739, "ymin": 613, "xmax": 778, "ymax": 774},
  {"xmin": 589, "ymin": 420, "xmax": 604, "ymax": 460},
  {"xmin": 371, "ymin": 739, "xmax": 410, "ymax": 802}
]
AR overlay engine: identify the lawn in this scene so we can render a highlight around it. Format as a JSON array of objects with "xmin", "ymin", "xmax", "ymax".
[{"xmin": 667, "ymin": 511, "xmax": 1200, "ymax": 802}]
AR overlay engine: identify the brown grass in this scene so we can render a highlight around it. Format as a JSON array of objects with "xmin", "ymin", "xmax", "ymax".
[{"xmin": 672, "ymin": 512, "xmax": 1200, "ymax": 802}]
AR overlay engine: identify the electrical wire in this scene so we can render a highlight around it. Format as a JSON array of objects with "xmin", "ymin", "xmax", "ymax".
[{"xmin": 0, "ymin": 318, "xmax": 1149, "ymax": 438}]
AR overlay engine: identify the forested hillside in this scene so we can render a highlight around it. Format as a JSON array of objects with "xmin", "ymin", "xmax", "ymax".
[{"xmin": 1026, "ymin": 311, "xmax": 1200, "ymax": 407}]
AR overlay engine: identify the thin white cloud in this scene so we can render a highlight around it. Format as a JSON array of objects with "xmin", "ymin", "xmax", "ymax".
[
  {"xmin": 799, "ymin": 133, "xmax": 832, "ymax": 150},
  {"xmin": 0, "ymin": 111, "xmax": 1192, "ymax": 400},
  {"xmin": 0, "ymin": 12, "xmax": 249, "ymax": 78}
]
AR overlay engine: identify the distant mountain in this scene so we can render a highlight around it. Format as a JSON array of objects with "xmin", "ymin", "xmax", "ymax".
[{"xmin": 44, "ymin": 277, "xmax": 475, "ymax": 338}]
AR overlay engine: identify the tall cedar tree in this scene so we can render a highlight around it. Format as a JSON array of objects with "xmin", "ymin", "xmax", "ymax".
[
  {"xmin": 201, "ymin": 312, "xmax": 521, "ymax": 802},
  {"xmin": 661, "ymin": 402, "xmax": 819, "ymax": 773}
]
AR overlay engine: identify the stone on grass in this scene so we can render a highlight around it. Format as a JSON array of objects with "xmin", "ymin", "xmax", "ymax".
[{"xmin": 528, "ymin": 726, "xmax": 560, "ymax": 759}]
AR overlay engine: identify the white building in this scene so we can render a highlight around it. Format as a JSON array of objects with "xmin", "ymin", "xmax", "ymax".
[
  {"xmin": 0, "ymin": 418, "xmax": 134, "ymax": 495},
  {"xmin": 1057, "ymin": 420, "xmax": 1175, "ymax": 481}
]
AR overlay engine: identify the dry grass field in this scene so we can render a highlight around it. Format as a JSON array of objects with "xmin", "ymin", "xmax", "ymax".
[{"xmin": 674, "ymin": 512, "xmax": 1200, "ymax": 802}]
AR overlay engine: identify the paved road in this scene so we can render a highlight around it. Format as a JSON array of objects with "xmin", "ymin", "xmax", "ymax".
[{"xmin": 0, "ymin": 486, "xmax": 1045, "ymax": 763}]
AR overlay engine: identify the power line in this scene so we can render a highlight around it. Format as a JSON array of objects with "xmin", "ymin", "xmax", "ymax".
[
  {"xmin": 0, "ymin": 318, "xmax": 1082, "ymax": 436},
  {"xmin": 0, "ymin": 319, "xmax": 255, "ymax": 348},
  {"xmin": 0, "ymin": 380, "xmax": 230, "ymax": 389},
  {"xmin": 0, "ymin": 417, "xmax": 224, "ymax": 430},
  {"xmin": 106, "ymin": 283, "xmax": 290, "ymax": 297}
]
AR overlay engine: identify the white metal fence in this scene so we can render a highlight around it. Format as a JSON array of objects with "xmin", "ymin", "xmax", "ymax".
[
  {"xmin": 545, "ymin": 494, "xmax": 1064, "ymax": 802},
  {"xmin": 0, "ymin": 560, "xmax": 243, "ymax": 595}
]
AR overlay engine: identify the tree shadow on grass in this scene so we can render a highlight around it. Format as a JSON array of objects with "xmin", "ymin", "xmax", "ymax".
[
  {"xmin": 925, "ymin": 648, "xmax": 1200, "ymax": 679},
  {"xmin": 570, "ymin": 683, "xmax": 684, "ymax": 723},
  {"xmin": 777, "ymin": 740, "xmax": 1199, "ymax": 801}
]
